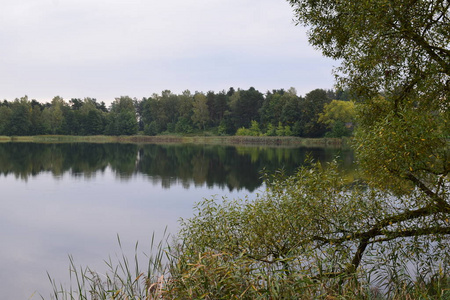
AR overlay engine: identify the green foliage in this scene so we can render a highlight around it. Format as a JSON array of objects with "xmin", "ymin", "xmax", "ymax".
[
  {"xmin": 175, "ymin": 117, "xmax": 193, "ymax": 134},
  {"xmin": 236, "ymin": 121, "xmax": 262, "ymax": 136},
  {"xmin": 231, "ymin": 87, "xmax": 264, "ymax": 129},
  {"xmin": 217, "ymin": 119, "xmax": 228, "ymax": 136},
  {"xmin": 30, "ymin": 105, "xmax": 47, "ymax": 135},
  {"xmin": 118, "ymin": 111, "xmax": 139, "ymax": 135},
  {"xmin": 298, "ymin": 89, "xmax": 330, "ymax": 137},
  {"xmin": 273, "ymin": 122, "xmax": 292, "ymax": 136},
  {"xmin": 169, "ymin": 160, "xmax": 450, "ymax": 298},
  {"xmin": 85, "ymin": 109, "xmax": 105, "ymax": 135},
  {"xmin": 284, "ymin": 125, "xmax": 292, "ymax": 136},
  {"xmin": 210, "ymin": 91, "xmax": 229, "ymax": 126},
  {"xmin": 110, "ymin": 96, "xmax": 135, "ymax": 114},
  {"xmin": 0, "ymin": 86, "xmax": 344, "ymax": 138},
  {"xmin": 319, "ymin": 100, "xmax": 355, "ymax": 128},
  {"xmin": 355, "ymin": 95, "xmax": 449, "ymax": 195},
  {"xmin": 191, "ymin": 93, "xmax": 210, "ymax": 130},
  {"xmin": 281, "ymin": 89, "xmax": 301, "ymax": 125},
  {"xmin": 291, "ymin": 121, "xmax": 302, "ymax": 137},
  {"xmin": 283, "ymin": 1, "xmax": 450, "ymax": 296},
  {"xmin": 144, "ymin": 121, "xmax": 159, "ymax": 136},
  {"xmin": 9, "ymin": 97, "xmax": 32, "ymax": 136},
  {"xmin": 276, "ymin": 121, "xmax": 285, "ymax": 136},
  {"xmin": 105, "ymin": 97, "xmax": 138, "ymax": 135},
  {"xmin": 235, "ymin": 121, "xmax": 294, "ymax": 137},
  {"xmin": 259, "ymin": 90, "xmax": 285, "ymax": 126},
  {"xmin": 44, "ymin": 97, "xmax": 66, "ymax": 134},
  {"xmin": 249, "ymin": 120, "xmax": 260, "ymax": 135},
  {"xmin": 287, "ymin": 0, "xmax": 450, "ymax": 206},
  {"xmin": 265, "ymin": 123, "xmax": 276, "ymax": 136},
  {"xmin": 0, "ymin": 106, "xmax": 12, "ymax": 135},
  {"xmin": 319, "ymin": 99, "xmax": 355, "ymax": 138},
  {"xmin": 325, "ymin": 121, "xmax": 352, "ymax": 138},
  {"xmin": 235, "ymin": 127, "xmax": 252, "ymax": 136},
  {"xmin": 288, "ymin": 0, "xmax": 449, "ymax": 104}
]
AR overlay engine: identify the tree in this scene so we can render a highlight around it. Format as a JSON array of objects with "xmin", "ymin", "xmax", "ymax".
[
  {"xmin": 141, "ymin": 95, "xmax": 159, "ymax": 134},
  {"xmin": 213, "ymin": 91, "xmax": 229, "ymax": 125},
  {"xmin": 276, "ymin": 121, "xmax": 285, "ymax": 136},
  {"xmin": 288, "ymin": 0, "xmax": 449, "ymax": 105},
  {"xmin": 0, "ymin": 106, "xmax": 12, "ymax": 135},
  {"xmin": 117, "ymin": 110, "xmax": 139, "ymax": 135},
  {"xmin": 9, "ymin": 96, "xmax": 32, "ymax": 136},
  {"xmin": 304, "ymin": 0, "xmax": 450, "ymax": 286},
  {"xmin": 319, "ymin": 100, "xmax": 355, "ymax": 127},
  {"xmin": 110, "ymin": 96, "xmax": 135, "ymax": 114},
  {"xmin": 297, "ymin": 89, "xmax": 330, "ymax": 137},
  {"xmin": 80, "ymin": 98, "xmax": 105, "ymax": 135},
  {"xmin": 206, "ymin": 91, "xmax": 216, "ymax": 124},
  {"xmin": 280, "ymin": 89, "xmax": 301, "ymax": 126},
  {"xmin": 235, "ymin": 120, "xmax": 261, "ymax": 136},
  {"xmin": 160, "ymin": 90, "xmax": 180, "ymax": 131},
  {"xmin": 259, "ymin": 90, "xmax": 285, "ymax": 127},
  {"xmin": 85, "ymin": 109, "xmax": 105, "ymax": 135},
  {"xmin": 287, "ymin": 0, "xmax": 449, "ymax": 197},
  {"xmin": 30, "ymin": 103, "xmax": 47, "ymax": 135},
  {"xmin": 191, "ymin": 93, "xmax": 210, "ymax": 130},
  {"xmin": 318, "ymin": 100, "xmax": 356, "ymax": 137},
  {"xmin": 64, "ymin": 109, "xmax": 82, "ymax": 136},
  {"xmin": 107, "ymin": 96, "xmax": 138, "ymax": 135},
  {"xmin": 264, "ymin": 123, "xmax": 276, "ymax": 136},
  {"xmin": 69, "ymin": 98, "xmax": 83, "ymax": 110},
  {"xmin": 43, "ymin": 96, "xmax": 66, "ymax": 134},
  {"xmin": 177, "ymin": 90, "xmax": 194, "ymax": 121},
  {"xmin": 141, "ymin": 92, "xmax": 172, "ymax": 133},
  {"xmin": 231, "ymin": 87, "xmax": 264, "ymax": 129},
  {"xmin": 175, "ymin": 90, "xmax": 194, "ymax": 134}
]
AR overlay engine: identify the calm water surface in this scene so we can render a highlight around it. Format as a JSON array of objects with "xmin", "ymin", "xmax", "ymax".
[{"xmin": 0, "ymin": 143, "xmax": 354, "ymax": 299}]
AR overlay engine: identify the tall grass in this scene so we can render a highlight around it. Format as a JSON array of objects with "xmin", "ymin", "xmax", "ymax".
[
  {"xmin": 45, "ymin": 233, "xmax": 170, "ymax": 300},
  {"xmin": 43, "ymin": 236, "xmax": 450, "ymax": 299}
]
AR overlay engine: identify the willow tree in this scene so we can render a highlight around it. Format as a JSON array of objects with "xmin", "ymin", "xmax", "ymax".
[
  {"xmin": 286, "ymin": 0, "xmax": 450, "ymax": 280},
  {"xmin": 287, "ymin": 0, "xmax": 449, "ymax": 184}
]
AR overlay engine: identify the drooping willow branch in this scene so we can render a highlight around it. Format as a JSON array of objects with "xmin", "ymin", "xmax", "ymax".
[{"xmin": 310, "ymin": 202, "xmax": 450, "ymax": 275}]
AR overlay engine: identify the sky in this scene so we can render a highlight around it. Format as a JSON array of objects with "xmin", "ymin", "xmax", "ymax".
[{"xmin": 0, "ymin": 0, "xmax": 337, "ymax": 105}]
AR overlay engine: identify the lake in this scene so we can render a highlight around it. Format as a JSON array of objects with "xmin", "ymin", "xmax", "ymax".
[{"xmin": 0, "ymin": 142, "xmax": 354, "ymax": 299}]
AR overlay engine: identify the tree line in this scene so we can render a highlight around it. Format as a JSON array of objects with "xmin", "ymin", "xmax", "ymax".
[{"xmin": 0, "ymin": 87, "xmax": 354, "ymax": 138}]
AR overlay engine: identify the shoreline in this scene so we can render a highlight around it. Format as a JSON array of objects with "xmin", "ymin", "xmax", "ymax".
[{"xmin": 0, "ymin": 135, "xmax": 352, "ymax": 149}]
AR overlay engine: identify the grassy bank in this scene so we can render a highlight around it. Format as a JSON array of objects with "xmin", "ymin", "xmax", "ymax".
[
  {"xmin": 0, "ymin": 135, "xmax": 351, "ymax": 148},
  {"xmin": 0, "ymin": 135, "xmax": 118, "ymax": 143}
]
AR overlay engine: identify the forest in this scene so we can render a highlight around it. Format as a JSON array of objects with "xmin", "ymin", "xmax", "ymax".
[{"xmin": 0, "ymin": 87, "xmax": 354, "ymax": 138}]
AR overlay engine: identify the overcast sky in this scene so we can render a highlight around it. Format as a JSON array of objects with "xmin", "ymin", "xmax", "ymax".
[{"xmin": 0, "ymin": 0, "xmax": 336, "ymax": 104}]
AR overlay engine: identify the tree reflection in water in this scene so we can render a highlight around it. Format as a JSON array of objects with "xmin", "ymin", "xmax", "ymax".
[{"xmin": 0, "ymin": 142, "xmax": 355, "ymax": 191}]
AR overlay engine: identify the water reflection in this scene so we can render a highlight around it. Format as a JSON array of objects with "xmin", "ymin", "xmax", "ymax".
[
  {"xmin": 0, "ymin": 143, "xmax": 354, "ymax": 191},
  {"xmin": 0, "ymin": 142, "xmax": 355, "ymax": 299}
]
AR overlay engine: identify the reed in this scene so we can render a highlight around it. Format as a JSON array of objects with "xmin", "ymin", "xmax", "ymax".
[
  {"xmin": 45, "ymin": 233, "xmax": 171, "ymax": 300},
  {"xmin": 44, "ymin": 237, "xmax": 450, "ymax": 299},
  {"xmin": 1, "ymin": 135, "xmax": 351, "ymax": 148}
]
